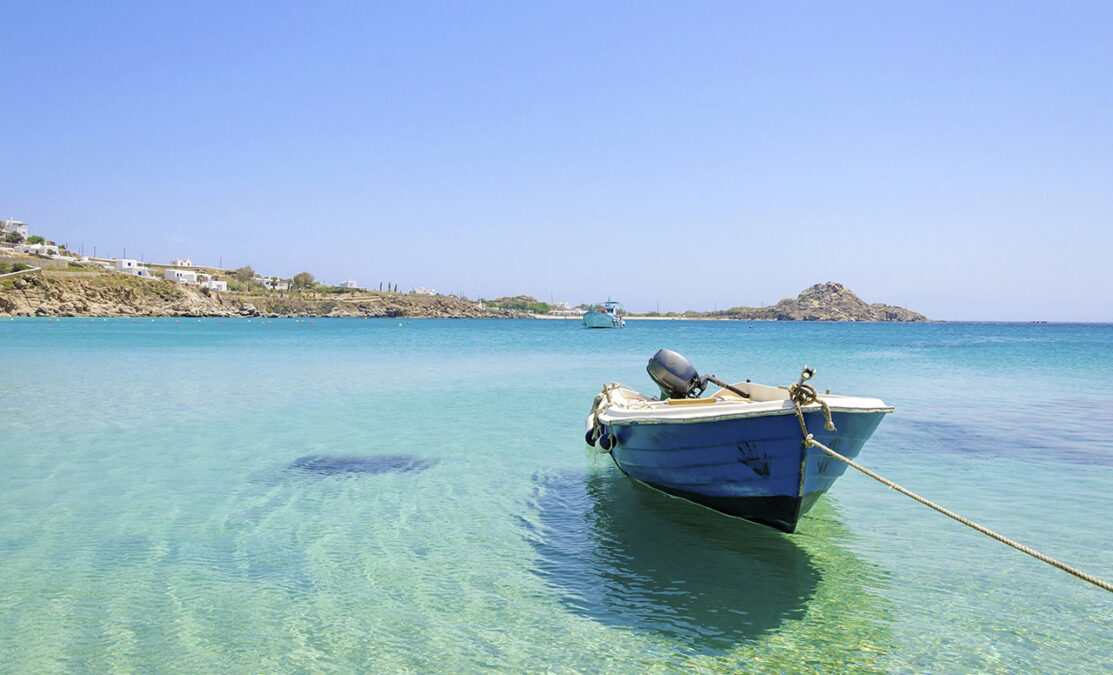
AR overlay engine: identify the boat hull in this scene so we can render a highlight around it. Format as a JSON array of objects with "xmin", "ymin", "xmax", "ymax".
[
  {"xmin": 607, "ymin": 409, "xmax": 887, "ymax": 532},
  {"xmin": 583, "ymin": 311, "xmax": 623, "ymax": 328}
]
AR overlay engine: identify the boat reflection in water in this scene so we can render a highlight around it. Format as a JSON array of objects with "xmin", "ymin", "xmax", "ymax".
[{"xmin": 526, "ymin": 471, "xmax": 819, "ymax": 654}]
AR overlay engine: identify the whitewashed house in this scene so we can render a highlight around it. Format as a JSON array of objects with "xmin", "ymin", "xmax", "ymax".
[
  {"xmin": 341, "ymin": 279, "xmax": 358, "ymax": 289},
  {"xmin": 255, "ymin": 277, "xmax": 290, "ymax": 291},
  {"xmin": 548, "ymin": 301, "xmax": 579, "ymax": 316},
  {"xmin": 410, "ymin": 287, "xmax": 437, "ymax": 296},
  {"xmin": 202, "ymin": 279, "xmax": 227, "ymax": 291},
  {"xmin": 115, "ymin": 259, "xmax": 152, "ymax": 277},
  {"xmin": 17, "ymin": 242, "xmax": 58, "ymax": 256},
  {"xmin": 2, "ymin": 219, "xmax": 29, "ymax": 238},
  {"xmin": 164, "ymin": 268, "xmax": 199, "ymax": 284},
  {"xmin": 170, "ymin": 258, "xmax": 192, "ymax": 267}
]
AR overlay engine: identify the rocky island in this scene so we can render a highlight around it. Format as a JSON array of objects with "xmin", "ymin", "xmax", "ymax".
[{"xmin": 704, "ymin": 282, "xmax": 927, "ymax": 322}]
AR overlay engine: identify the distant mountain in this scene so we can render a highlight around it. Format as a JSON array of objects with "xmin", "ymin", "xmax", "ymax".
[{"xmin": 719, "ymin": 282, "xmax": 928, "ymax": 321}]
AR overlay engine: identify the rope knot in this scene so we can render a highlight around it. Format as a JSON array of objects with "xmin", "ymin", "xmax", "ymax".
[{"xmin": 788, "ymin": 379, "xmax": 836, "ymax": 433}]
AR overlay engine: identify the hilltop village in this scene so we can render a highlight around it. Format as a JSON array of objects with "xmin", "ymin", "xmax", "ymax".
[{"xmin": 1, "ymin": 219, "xmax": 927, "ymax": 321}]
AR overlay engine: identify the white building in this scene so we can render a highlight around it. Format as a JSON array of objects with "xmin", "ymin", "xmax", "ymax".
[
  {"xmin": 170, "ymin": 258, "xmax": 192, "ymax": 267},
  {"xmin": 15, "ymin": 242, "xmax": 58, "ymax": 256},
  {"xmin": 2, "ymin": 219, "xmax": 29, "ymax": 238},
  {"xmin": 341, "ymin": 279, "xmax": 359, "ymax": 289},
  {"xmin": 202, "ymin": 280, "xmax": 227, "ymax": 291},
  {"xmin": 410, "ymin": 287, "xmax": 436, "ymax": 296},
  {"xmin": 115, "ymin": 259, "xmax": 152, "ymax": 277},
  {"xmin": 256, "ymin": 277, "xmax": 291, "ymax": 291},
  {"xmin": 164, "ymin": 268, "xmax": 199, "ymax": 284}
]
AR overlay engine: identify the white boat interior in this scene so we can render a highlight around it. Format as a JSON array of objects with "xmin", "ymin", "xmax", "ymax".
[{"xmin": 590, "ymin": 381, "xmax": 892, "ymax": 426}]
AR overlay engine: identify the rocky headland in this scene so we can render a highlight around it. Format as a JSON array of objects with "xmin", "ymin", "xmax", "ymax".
[
  {"xmin": 0, "ymin": 267, "xmax": 518, "ymax": 318},
  {"xmin": 711, "ymin": 282, "xmax": 927, "ymax": 321}
]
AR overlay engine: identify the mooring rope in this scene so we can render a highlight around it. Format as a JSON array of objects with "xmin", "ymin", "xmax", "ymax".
[
  {"xmin": 788, "ymin": 379, "xmax": 836, "ymax": 432},
  {"xmin": 789, "ymin": 396, "xmax": 1113, "ymax": 594}
]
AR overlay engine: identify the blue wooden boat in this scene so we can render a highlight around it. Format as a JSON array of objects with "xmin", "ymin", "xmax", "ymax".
[
  {"xmin": 585, "ymin": 350, "xmax": 892, "ymax": 533},
  {"xmin": 582, "ymin": 300, "xmax": 625, "ymax": 328}
]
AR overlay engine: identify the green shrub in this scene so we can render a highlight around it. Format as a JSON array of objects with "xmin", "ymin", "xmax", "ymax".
[{"xmin": 485, "ymin": 295, "xmax": 551, "ymax": 313}]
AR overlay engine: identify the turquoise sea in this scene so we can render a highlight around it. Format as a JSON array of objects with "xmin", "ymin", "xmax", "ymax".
[{"xmin": 2, "ymin": 318, "xmax": 1112, "ymax": 672}]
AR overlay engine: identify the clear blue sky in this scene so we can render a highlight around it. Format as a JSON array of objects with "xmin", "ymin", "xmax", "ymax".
[{"xmin": 3, "ymin": 1, "xmax": 1111, "ymax": 320}]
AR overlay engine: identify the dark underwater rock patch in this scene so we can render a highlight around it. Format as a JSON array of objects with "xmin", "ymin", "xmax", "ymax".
[{"xmin": 289, "ymin": 454, "xmax": 436, "ymax": 476}]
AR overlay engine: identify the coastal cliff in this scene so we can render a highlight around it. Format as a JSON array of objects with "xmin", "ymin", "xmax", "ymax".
[
  {"xmin": 1, "ymin": 272, "xmax": 232, "ymax": 317},
  {"xmin": 716, "ymin": 282, "xmax": 927, "ymax": 321},
  {"xmin": 0, "ymin": 270, "xmax": 515, "ymax": 318}
]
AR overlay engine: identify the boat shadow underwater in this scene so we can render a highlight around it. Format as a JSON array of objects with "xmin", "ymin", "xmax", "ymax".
[
  {"xmin": 288, "ymin": 454, "xmax": 437, "ymax": 477},
  {"xmin": 246, "ymin": 453, "xmax": 438, "ymax": 487},
  {"xmin": 526, "ymin": 470, "xmax": 819, "ymax": 654}
]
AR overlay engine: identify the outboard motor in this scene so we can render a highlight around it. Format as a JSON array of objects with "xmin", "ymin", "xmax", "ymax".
[{"xmin": 647, "ymin": 349, "xmax": 706, "ymax": 399}]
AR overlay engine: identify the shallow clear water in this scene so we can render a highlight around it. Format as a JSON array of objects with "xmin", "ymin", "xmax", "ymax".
[{"xmin": 2, "ymin": 318, "xmax": 1111, "ymax": 672}]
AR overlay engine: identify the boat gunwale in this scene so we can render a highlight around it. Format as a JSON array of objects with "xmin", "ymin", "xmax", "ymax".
[{"xmin": 596, "ymin": 400, "xmax": 893, "ymax": 426}]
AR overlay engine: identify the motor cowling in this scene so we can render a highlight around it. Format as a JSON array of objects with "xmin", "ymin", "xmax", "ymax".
[{"xmin": 647, "ymin": 349, "xmax": 705, "ymax": 399}]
